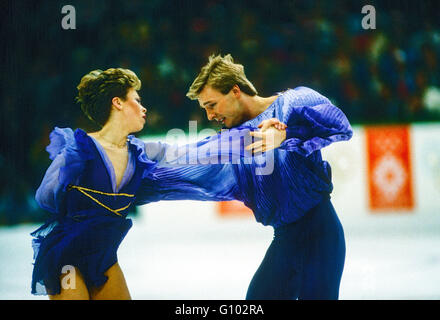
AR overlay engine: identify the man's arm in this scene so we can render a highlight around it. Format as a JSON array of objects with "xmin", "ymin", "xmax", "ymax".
[
  {"xmin": 246, "ymin": 87, "xmax": 352, "ymax": 156},
  {"xmin": 281, "ymin": 103, "xmax": 352, "ymax": 156}
]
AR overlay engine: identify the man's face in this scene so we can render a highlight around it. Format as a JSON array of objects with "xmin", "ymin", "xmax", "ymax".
[{"xmin": 198, "ymin": 85, "xmax": 243, "ymax": 128}]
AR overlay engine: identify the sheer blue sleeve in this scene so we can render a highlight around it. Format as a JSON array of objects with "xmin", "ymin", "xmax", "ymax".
[
  {"xmin": 134, "ymin": 164, "xmax": 238, "ymax": 205},
  {"xmin": 134, "ymin": 129, "xmax": 256, "ymax": 205},
  {"xmin": 279, "ymin": 87, "xmax": 353, "ymax": 156},
  {"xmin": 35, "ymin": 153, "xmax": 66, "ymax": 213},
  {"xmin": 144, "ymin": 127, "xmax": 254, "ymax": 166},
  {"xmin": 35, "ymin": 127, "xmax": 92, "ymax": 213}
]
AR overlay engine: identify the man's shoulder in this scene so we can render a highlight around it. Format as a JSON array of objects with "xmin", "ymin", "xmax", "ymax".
[
  {"xmin": 280, "ymin": 86, "xmax": 330, "ymax": 106},
  {"xmin": 282, "ymin": 86, "xmax": 323, "ymax": 98}
]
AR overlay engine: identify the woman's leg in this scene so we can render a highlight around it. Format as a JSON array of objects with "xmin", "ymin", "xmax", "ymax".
[
  {"xmin": 89, "ymin": 262, "xmax": 131, "ymax": 300},
  {"xmin": 49, "ymin": 266, "xmax": 90, "ymax": 300}
]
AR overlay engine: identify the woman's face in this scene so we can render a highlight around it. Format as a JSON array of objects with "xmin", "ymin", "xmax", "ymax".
[{"xmin": 120, "ymin": 88, "xmax": 147, "ymax": 132}]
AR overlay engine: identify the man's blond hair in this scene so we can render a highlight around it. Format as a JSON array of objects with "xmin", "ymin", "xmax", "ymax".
[{"xmin": 186, "ymin": 54, "xmax": 258, "ymax": 100}]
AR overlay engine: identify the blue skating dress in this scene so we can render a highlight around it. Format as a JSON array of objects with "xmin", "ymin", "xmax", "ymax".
[
  {"xmin": 31, "ymin": 127, "xmax": 158, "ymax": 295},
  {"xmin": 31, "ymin": 124, "xmax": 252, "ymax": 295}
]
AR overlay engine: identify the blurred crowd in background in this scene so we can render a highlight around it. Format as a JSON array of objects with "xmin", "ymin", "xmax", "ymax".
[{"xmin": 1, "ymin": 0, "xmax": 439, "ymax": 224}]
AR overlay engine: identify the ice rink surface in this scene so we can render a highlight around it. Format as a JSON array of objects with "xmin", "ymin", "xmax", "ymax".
[{"xmin": 0, "ymin": 200, "xmax": 439, "ymax": 300}]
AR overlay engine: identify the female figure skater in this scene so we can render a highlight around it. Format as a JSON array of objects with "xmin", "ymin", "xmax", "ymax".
[
  {"xmin": 31, "ymin": 68, "xmax": 151, "ymax": 299},
  {"xmin": 31, "ymin": 68, "xmax": 286, "ymax": 299}
]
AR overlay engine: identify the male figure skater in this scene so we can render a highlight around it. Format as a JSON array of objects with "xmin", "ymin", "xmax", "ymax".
[{"xmin": 184, "ymin": 54, "xmax": 353, "ymax": 300}]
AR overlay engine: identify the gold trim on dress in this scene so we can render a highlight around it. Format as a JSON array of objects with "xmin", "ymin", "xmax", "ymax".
[{"xmin": 68, "ymin": 185, "xmax": 134, "ymax": 217}]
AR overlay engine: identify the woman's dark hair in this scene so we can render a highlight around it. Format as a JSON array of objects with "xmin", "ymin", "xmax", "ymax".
[{"xmin": 76, "ymin": 68, "xmax": 141, "ymax": 127}]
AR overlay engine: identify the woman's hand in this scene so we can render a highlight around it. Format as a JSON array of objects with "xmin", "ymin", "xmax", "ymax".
[
  {"xmin": 246, "ymin": 118, "xmax": 287, "ymax": 154},
  {"xmin": 257, "ymin": 118, "xmax": 287, "ymax": 131}
]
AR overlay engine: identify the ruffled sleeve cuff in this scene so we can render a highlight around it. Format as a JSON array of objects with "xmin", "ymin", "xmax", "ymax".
[{"xmin": 46, "ymin": 127, "xmax": 75, "ymax": 160}]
